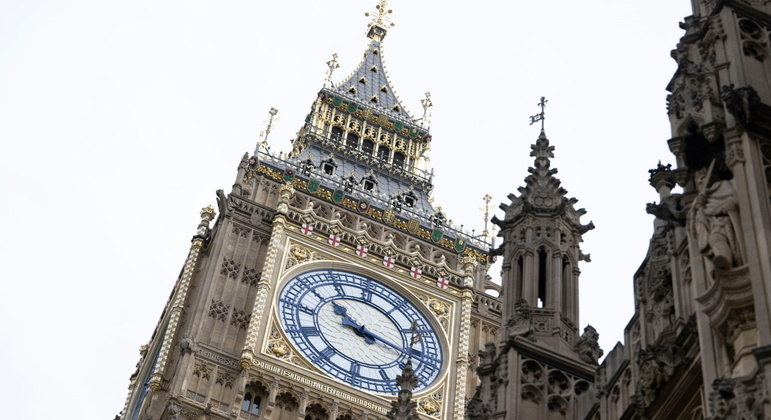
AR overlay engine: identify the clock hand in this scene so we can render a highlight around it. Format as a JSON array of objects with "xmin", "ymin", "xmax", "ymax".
[
  {"xmin": 356, "ymin": 325, "xmax": 434, "ymax": 366},
  {"xmin": 340, "ymin": 315, "xmax": 376, "ymax": 344}
]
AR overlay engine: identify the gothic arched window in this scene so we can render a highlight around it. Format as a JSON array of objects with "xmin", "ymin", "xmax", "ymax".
[
  {"xmin": 331, "ymin": 126, "xmax": 343, "ymax": 142},
  {"xmin": 377, "ymin": 146, "xmax": 390, "ymax": 161},
  {"xmin": 346, "ymin": 133, "xmax": 359, "ymax": 150},
  {"xmin": 393, "ymin": 152, "xmax": 405, "ymax": 168},
  {"xmin": 362, "ymin": 139, "xmax": 374, "ymax": 155}
]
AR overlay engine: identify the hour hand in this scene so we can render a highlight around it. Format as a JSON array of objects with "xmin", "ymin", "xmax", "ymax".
[
  {"xmin": 331, "ymin": 301, "xmax": 348, "ymax": 316},
  {"xmin": 341, "ymin": 316, "xmax": 376, "ymax": 344}
]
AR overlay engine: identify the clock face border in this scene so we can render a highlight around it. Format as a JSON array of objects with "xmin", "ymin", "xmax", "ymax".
[{"xmin": 273, "ymin": 260, "xmax": 451, "ymax": 396}]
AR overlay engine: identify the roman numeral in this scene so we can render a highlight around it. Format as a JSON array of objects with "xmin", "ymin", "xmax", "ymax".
[
  {"xmin": 349, "ymin": 363, "xmax": 360, "ymax": 377},
  {"xmin": 312, "ymin": 347, "xmax": 336, "ymax": 362},
  {"xmin": 379, "ymin": 369, "xmax": 391, "ymax": 381},
  {"xmin": 333, "ymin": 283, "xmax": 346, "ymax": 297},
  {"xmin": 298, "ymin": 304, "xmax": 315, "ymax": 315}
]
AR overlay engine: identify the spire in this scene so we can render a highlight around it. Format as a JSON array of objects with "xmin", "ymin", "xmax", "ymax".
[
  {"xmin": 385, "ymin": 359, "xmax": 419, "ymax": 420},
  {"xmin": 330, "ymin": 0, "xmax": 415, "ymax": 122}
]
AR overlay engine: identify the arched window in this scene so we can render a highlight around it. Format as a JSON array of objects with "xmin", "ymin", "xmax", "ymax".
[
  {"xmin": 377, "ymin": 146, "xmax": 390, "ymax": 161},
  {"xmin": 537, "ymin": 248, "xmax": 547, "ymax": 308},
  {"xmin": 362, "ymin": 139, "xmax": 374, "ymax": 155},
  {"xmin": 241, "ymin": 392, "xmax": 261, "ymax": 416},
  {"xmin": 346, "ymin": 133, "xmax": 359, "ymax": 150},
  {"xmin": 393, "ymin": 152, "xmax": 405, "ymax": 168},
  {"xmin": 331, "ymin": 126, "xmax": 343, "ymax": 142},
  {"xmin": 240, "ymin": 383, "xmax": 268, "ymax": 419}
]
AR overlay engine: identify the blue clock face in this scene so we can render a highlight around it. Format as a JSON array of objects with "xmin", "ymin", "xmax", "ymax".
[{"xmin": 278, "ymin": 269, "xmax": 443, "ymax": 394}]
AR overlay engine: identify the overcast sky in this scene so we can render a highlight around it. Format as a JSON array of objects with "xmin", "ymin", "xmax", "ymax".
[{"xmin": 0, "ymin": 1, "xmax": 694, "ymax": 418}]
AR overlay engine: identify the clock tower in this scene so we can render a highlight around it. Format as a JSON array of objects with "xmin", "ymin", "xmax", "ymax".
[{"xmin": 119, "ymin": 2, "xmax": 494, "ymax": 420}]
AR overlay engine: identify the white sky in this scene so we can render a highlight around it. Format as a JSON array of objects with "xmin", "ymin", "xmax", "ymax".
[{"xmin": 0, "ymin": 1, "xmax": 694, "ymax": 418}]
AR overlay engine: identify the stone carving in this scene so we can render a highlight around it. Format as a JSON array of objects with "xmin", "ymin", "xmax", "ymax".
[
  {"xmin": 575, "ymin": 325, "xmax": 603, "ymax": 364},
  {"xmin": 241, "ymin": 267, "xmax": 261, "ymax": 287},
  {"xmin": 231, "ymin": 308, "xmax": 251, "ymax": 330},
  {"xmin": 416, "ymin": 294, "xmax": 450, "ymax": 331},
  {"xmin": 216, "ymin": 371, "xmax": 235, "ymax": 388},
  {"xmin": 179, "ymin": 337, "xmax": 195, "ymax": 354},
  {"xmin": 708, "ymin": 376, "xmax": 769, "ymax": 420},
  {"xmin": 506, "ymin": 299, "xmax": 536, "ymax": 341},
  {"xmin": 417, "ymin": 391, "xmax": 442, "ymax": 417},
  {"xmin": 636, "ymin": 344, "xmax": 683, "ymax": 407},
  {"xmin": 264, "ymin": 322, "xmax": 313, "ymax": 369},
  {"xmin": 232, "ymin": 225, "xmax": 250, "ymax": 239},
  {"xmin": 721, "ymin": 85, "xmax": 760, "ymax": 128},
  {"xmin": 167, "ymin": 399, "xmax": 182, "ymax": 420},
  {"xmin": 220, "ymin": 258, "xmax": 241, "ymax": 280},
  {"xmin": 208, "ymin": 299, "xmax": 230, "ymax": 322},
  {"xmin": 646, "ymin": 196, "xmax": 685, "ymax": 226},
  {"xmin": 466, "ymin": 395, "xmax": 491, "ymax": 420},
  {"xmin": 688, "ymin": 166, "xmax": 742, "ymax": 270},
  {"xmin": 193, "ymin": 361, "xmax": 212, "ymax": 380},
  {"xmin": 386, "ymin": 360, "xmax": 420, "ymax": 420}
]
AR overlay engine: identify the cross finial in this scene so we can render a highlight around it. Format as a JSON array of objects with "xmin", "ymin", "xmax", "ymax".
[
  {"xmin": 420, "ymin": 91, "xmax": 433, "ymax": 128},
  {"xmin": 481, "ymin": 194, "xmax": 492, "ymax": 240},
  {"xmin": 529, "ymin": 96, "xmax": 548, "ymax": 132},
  {"xmin": 255, "ymin": 107, "xmax": 278, "ymax": 154},
  {"xmin": 325, "ymin": 53, "xmax": 340, "ymax": 88},
  {"xmin": 366, "ymin": 0, "xmax": 394, "ymax": 29}
]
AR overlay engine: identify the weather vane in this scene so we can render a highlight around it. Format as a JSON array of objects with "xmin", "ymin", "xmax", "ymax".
[
  {"xmin": 529, "ymin": 96, "xmax": 548, "ymax": 131},
  {"xmin": 420, "ymin": 91, "xmax": 433, "ymax": 128},
  {"xmin": 325, "ymin": 53, "xmax": 339, "ymax": 88},
  {"xmin": 365, "ymin": 0, "xmax": 394, "ymax": 28},
  {"xmin": 255, "ymin": 107, "xmax": 278, "ymax": 155}
]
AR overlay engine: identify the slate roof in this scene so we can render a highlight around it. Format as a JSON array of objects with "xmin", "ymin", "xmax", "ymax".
[{"xmin": 332, "ymin": 39, "xmax": 417, "ymax": 125}]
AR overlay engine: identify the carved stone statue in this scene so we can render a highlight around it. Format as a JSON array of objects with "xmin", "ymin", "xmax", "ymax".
[
  {"xmin": 167, "ymin": 399, "xmax": 182, "ymax": 420},
  {"xmin": 575, "ymin": 325, "xmax": 603, "ymax": 364},
  {"xmin": 506, "ymin": 299, "xmax": 536, "ymax": 341},
  {"xmin": 688, "ymin": 166, "xmax": 742, "ymax": 270}
]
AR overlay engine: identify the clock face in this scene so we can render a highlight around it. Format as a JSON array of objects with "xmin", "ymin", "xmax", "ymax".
[{"xmin": 278, "ymin": 269, "xmax": 443, "ymax": 394}]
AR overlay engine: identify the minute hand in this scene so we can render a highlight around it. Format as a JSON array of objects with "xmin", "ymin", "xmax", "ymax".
[{"xmin": 358, "ymin": 326, "xmax": 430, "ymax": 364}]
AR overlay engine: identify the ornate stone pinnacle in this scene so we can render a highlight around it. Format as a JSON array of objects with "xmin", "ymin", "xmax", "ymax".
[{"xmin": 200, "ymin": 205, "xmax": 216, "ymax": 221}]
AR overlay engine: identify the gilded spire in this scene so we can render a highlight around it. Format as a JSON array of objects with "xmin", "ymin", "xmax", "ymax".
[{"xmin": 365, "ymin": 0, "xmax": 394, "ymax": 41}]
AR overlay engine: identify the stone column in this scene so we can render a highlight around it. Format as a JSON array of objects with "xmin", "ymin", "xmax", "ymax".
[
  {"xmin": 149, "ymin": 206, "xmax": 215, "ymax": 391},
  {"xmin": 453, "ymin": 260, "xmax": 476, "ymax": 420},
  {"xmin": 240, "ymin": 183, "xmax": 294, "ymax": 368}
]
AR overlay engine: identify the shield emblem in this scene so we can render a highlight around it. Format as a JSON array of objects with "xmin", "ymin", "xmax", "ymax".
[
  {"xmin": 283, "ymin": 170, "xmax": 295, "ymax": 182},
  {"xmin": 407, "ymin": 219, "xmax": 420, "ymax": 234},
  {"xmin": 431, "ymin": 228, "xmax": 443, "ymax": 243},
  {"xmin": 332, "ymin": 96, "xmax": 342, "ymax": 106},
  {"xmin": 347, "ymin": 103, "xmax": 358, "ymax": 113},
  {"xmin": 308, "ymin": 179, "xmax": 320, "ymax": 193},
  {"xmin": 357, "ymin": 200, "xmax": 369, "ymax": 213},
  {"xmin": 453, "ymin": 237, "xmax": 467, "ymax": 252},
  {"xmin": 394, "ymin": 121, "xmax": 404, "ymax": 131},
  {"xmin": 332, "ymin": 190, "xmax": 345, "ymax": 203},
  {"xmin": 383, "ymin": 209, "xmax": 395, "ymax": 224}
]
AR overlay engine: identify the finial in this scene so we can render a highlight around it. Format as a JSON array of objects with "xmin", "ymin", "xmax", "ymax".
[
  {"xmin": 420, "ymin": 92, "xmax": 433, "ymax": 128},
  {"xmin": 529, "ymin": 96, "xmax": 548, "ymax": 132},
  {"xmin": 324, "ymin": 53, "xmax": 340, "ymax": 88},
  {"xmin": 255, "ymin": 107, "xmax": 279, "ymax": 155},
  {"xmin": 481, "ymin": 194, "xmax": 492, "ymax": 240},
  {"xmin": 365, "ymin": 0, "xmax": 394, "ymax": 41},
  {"xmin": 366, "ymin": 0, "xmax": 394, "ymax": 28}
]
